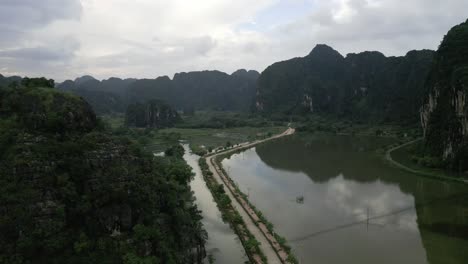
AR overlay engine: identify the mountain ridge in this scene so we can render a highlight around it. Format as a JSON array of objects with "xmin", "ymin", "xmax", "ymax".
[
  {"xmin": 420, "ymin": 18, "xmax": 468, "ymax": 171},
  {"xmin": 53, "ymin": 69, "xmax": 259, "ymax": 114},
  {"xmin": 256, "ymin": 44, "xmax": 435, "ymax": 123}
]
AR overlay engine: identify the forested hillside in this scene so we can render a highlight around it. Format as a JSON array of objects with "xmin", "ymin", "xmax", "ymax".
[
  {"xmin": 0, "ymin": 82, "xmax": 206, "ymax": 263},
  {"xmin": 421, "ymin": 19, "xmax": 468, "ymax": 172},
  {"xmin": 256, "ymin": 45, "xmax": 435, "ymax": 124}
]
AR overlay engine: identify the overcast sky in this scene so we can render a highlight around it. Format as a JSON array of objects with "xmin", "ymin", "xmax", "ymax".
[{"xmin": 0, "ymin": 0, "xmax": 467, "ymax": 81}]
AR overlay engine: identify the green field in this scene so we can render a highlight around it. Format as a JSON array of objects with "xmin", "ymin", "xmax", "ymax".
[
  {"xmin": 296, "ymin": 115, "xmax": 422, "ymax": 139},
  {"xmin": 155, "ymin": 126, "xmax": 287, "ymax": 154},
  {"xmin": 99, "ymin": 112, "xmax": 287, "ymax": 154},
  {"xmin": 100, "ymin": 114, "xmax": 125, "ymax": 129}
]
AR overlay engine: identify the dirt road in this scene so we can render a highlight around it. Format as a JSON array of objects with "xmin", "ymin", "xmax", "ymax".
[{"xmin": 206, "ymin": 127, "xmax": 295, "ymax": 264}]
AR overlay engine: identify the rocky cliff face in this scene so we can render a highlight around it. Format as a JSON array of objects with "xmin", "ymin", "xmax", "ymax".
[
  {"xmin": 256, "ymin": 44, "xmax": 435, "ymax": 123},
  {"xmin": 420, "ymin": 19, "xmax": 468, "ymax": 170},
  {"xmin": 125, "ymin": 99, "xmax": 180, "ymax": 128},
  {"xmin": 0, "ymin": 86, "xmax": 205, "ymax": 263}
]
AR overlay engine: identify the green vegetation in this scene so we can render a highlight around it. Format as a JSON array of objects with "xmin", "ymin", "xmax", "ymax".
[
  {"xmin": 0, "ymin": 85, "xmax": 97, "ymax": 134},
  {"xmin": 164, "ymin": 144, "xmax": 185, "ymax": 158},
  {"xmin": 99, "ymin": 108, "xmax": 286, "ymax": 155},
  {"xmin": 0, "ymin": 85, "xmax": 207, "ymax": 263},
  {"xmin": 294, "ymin": 114, "xmax": 422, "ymax": 139},
  {"xmin": 421, "ymin": 19, "xmax": 468, "ymax": 174},
  {"xmin": 21, "ymin": 77, "xmax": 55, "ymax": 89},
  {"xmin": 256, "ymin": 44, "xmax": 434, "ymax": 124},
  {"xmin": 100, "ymin": 114, "xmax": 126, "ymax": 129},
  {"xmin": 160, "ymin": 126, "xmax": 286, "ymax": 153},
  {"xmin": 177, "ymin": 111, "xmax": 284, "ymax": 129},
  {"xmin": 101, "ymin": 114, "xmax": 285, "ymax": 154},
  {"xmin": 198, "ymin": 158, "xmax": 267, "ymax": 263},
  {"xmin": 390, "ymin": 140, "xmax": 467, "ymax": 181}
]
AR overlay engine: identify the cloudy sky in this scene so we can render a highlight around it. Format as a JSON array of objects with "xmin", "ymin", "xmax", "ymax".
[{"xmin": 1, "ymin": 0, "xmax": 467, "ymax": 81}]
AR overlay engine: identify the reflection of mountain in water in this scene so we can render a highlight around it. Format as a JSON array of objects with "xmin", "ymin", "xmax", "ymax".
[
  {"xmin": 253, "ymin": 134, "xmax": 468, "ymax": 263},
  {"xmin": 255, "ymin": 134, "xmax": 395, "ymax": 184}
]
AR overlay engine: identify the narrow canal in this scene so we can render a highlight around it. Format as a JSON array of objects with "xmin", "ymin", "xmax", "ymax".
[{"xmin": 182, "ymin": 144, "xmax": 248, "ymax": 264}]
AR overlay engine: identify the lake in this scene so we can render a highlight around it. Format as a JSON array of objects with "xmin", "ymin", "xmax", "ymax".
[{"xmin": 221, "ymin": 134, "xmax": 468, "ymax": 264}]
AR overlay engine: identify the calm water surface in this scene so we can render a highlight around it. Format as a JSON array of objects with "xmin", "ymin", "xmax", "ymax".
[
  {"xmin": 221, "ymin": 134, "xmax": 468, "ymax": 264},
  {"xmin": 182, "ymin": 145, "xmax": 247, "ymax": 264}
]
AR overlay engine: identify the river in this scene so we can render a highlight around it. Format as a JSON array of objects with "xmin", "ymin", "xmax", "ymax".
[
  {"xmin": 220, "ymin": 134, "xmax": 468, "ymax": 264},
  {"xmin": 182, "ymin": 144, "xmax": 248, "ymax": 264}
]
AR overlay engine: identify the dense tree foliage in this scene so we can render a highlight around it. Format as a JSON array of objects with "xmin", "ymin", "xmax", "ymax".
[
  {"xmin": 176, "ymin": 111, "xmax": 280, "ymax": 129},
  {"xmin": 21, "ymin": 77, "xmax": 55, "ymax": 89},
  {"xmin": 0, "ymin": 85, "xmax": 206, "ymax": 263},
  {"xmin": 421, "ymin": 19, "xmax": 468, "ymax": 172},
  {"xmin": 125, "ymin": 99, "xmax": 181, "ymax": 128},
  {"xmin": 256, "ymin": 45, "xmax": 435, "ymax": 124}
]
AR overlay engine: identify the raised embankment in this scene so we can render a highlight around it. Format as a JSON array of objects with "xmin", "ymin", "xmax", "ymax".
[{"xmin": 205, "ymin": 128, "xmax": 296, "ymax": 264}]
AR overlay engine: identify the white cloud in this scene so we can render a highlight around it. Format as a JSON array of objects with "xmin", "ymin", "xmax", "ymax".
[{"xmin": 0, "ymin": 0, "xmax": 467, "ymax": 81}]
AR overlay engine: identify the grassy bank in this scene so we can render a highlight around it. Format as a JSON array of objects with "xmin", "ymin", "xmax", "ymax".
[
  {"xmin": 292, "ymin": 116, "xmax": 468, "ymax": 181},
  {"xmin": 388, "ymin": 140, "xmax": 468, "ymax": 183}
]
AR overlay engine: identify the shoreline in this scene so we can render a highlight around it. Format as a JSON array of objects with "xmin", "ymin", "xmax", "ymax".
[
  {"xmin": 205, "ymin": 128, "xmax": 296, "ymax": 264},
  {"xmin": 385, "ymin": 138, "xmax": 468, "ymax": 184}
]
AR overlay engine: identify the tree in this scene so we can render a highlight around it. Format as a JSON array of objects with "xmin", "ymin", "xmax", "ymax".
[{"xmin": 21, "ymin": 77, "xmax": 55, "ymax": 88}]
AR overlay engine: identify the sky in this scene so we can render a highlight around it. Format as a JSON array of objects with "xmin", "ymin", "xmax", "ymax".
[{"xmin": 0, "ymin": 0, "xmax": 467, "ymax": 81}]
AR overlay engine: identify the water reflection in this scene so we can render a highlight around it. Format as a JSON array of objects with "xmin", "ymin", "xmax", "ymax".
[{"xmin": 221, "ymin": 135, "xmax": 468, "ymax": 264}]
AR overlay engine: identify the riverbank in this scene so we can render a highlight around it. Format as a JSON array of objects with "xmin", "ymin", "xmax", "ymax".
[
  {"xmin": 204, "ymin": 128, "xmax": 297, "ymax": 264},
  {"xmin": 385, "ymin": 138, "xmax": 468, "ymax": 184},
  {"xmin": 183, "ymin": 144, "xmax": 248, "ymax": 264}
]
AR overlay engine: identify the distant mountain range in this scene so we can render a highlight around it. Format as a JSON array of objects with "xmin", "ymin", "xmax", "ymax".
[
  {"xmin": 56, "ymin": 69, "xmax": 259, "ymax": 114},
  {"xmin": 255, "ymin": 18, "xmax": 468, "ymax": 172},
  {"xmin": 2, "ymin": 19, "xmax": 467, "ymax": 172}
]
